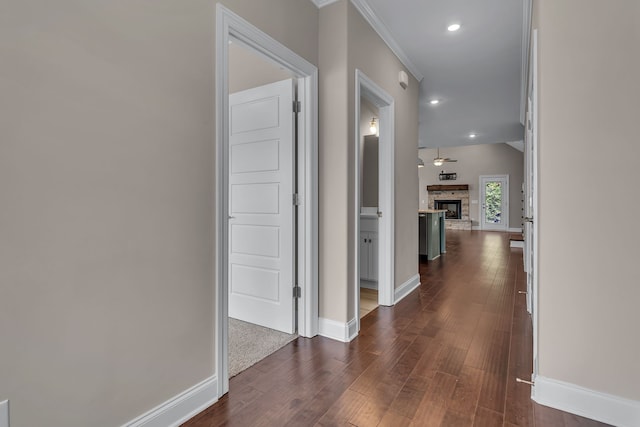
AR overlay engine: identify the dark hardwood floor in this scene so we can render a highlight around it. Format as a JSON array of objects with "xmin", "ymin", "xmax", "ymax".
[{"xmin": 183, "ymin": 231, "xmax": 608, "ymax": 427}]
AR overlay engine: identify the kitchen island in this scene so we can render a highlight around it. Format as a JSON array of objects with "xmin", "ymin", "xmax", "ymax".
[{"xmin": 418, "ymin": 210, "xmax": 447, "ymax": 260}]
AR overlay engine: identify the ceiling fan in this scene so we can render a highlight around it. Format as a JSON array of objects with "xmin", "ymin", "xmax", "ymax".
[{"xmin": 433, "ymin": 148, "xmax": 457, "ymax": 166}]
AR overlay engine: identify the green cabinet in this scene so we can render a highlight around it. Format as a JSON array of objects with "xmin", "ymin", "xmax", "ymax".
[{"xmin": 419, "ymin": 211, "xmax": 446, "ymax": 260}]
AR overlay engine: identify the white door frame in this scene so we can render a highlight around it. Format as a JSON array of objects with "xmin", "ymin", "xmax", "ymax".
[
  {"xmin": 479, "ymin": 175, "xmax": 510, "ymax": 231},
  {"xmin": 528, "ymin": 28, "xmax": 540, "ymax": 386},
  {"xmin": 215, "ymin": 4, "xmax": 318, "ymax": 397},
  {"xmin": 354, "ymin": 70, "xmax": 395, "ymax": 333}
]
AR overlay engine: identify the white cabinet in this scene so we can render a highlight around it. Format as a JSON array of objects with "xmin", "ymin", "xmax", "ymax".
[
  {"xmin": 360, "ymin": 217, "xmax": 378, "ymax": 282},
  {"xmin": 360, "ymin": 231, "xmax": 378, "ymax": 281}
]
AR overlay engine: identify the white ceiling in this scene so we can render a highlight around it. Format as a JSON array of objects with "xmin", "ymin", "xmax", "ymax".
[{"xmin": 359, "ymin": 0, "xmax": 527, "ymax": 148}]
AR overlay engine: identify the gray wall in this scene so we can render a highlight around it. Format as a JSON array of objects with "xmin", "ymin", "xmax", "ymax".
[
  {"xmin": 418, "ymin": 143, "xmax": 524, "ymax": 229},
  {"xmin": 535, "ymin": 0, "xmax": 640, "ymax": 401},
  {"xmin": 318, "ymin": 0, "xmax": 349, "ymax": 323},
  {"xmin": 229, "ymin": 41, "xmax": 291, "ymax": 94},
  {"xmin": 0, "ymin": 0, "xmax": 318, "ymax": 426}
]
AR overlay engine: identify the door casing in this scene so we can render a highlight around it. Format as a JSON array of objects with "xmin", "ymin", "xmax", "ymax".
[
  {"xmin": 527, "ymin": 28, "xmax": 540, "ymax": 388},
  {"xmin": 215, "ymin": 4, "xmax": 319, "ymax": 397}
]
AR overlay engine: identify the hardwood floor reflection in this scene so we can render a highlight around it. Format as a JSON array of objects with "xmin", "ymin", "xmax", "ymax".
[{"xmin": 183, "ymin": 231, "xmax": 609, "ymax": 427}]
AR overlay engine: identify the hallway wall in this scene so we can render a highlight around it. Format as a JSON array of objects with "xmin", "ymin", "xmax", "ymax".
[
  {"xmin": 535, "ymin": 0, "xmax": 640, "ymax": 406},
  {"xmin": 0, "ymin": 1, "xmax": 318, "ymax": 426}
]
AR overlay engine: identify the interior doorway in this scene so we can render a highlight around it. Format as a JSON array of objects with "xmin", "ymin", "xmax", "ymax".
[
  {"xmin": 354, "ymin": 70, "xmax": 395, "ymax": 334},
  {"xmin": 227, "ymin": 39, "xmax": 299, "ymax": 377},
  {"xmin": 359, "ymin": 98, "xmax": 380, "ymax": 318},
  {"xmin": 228, "ymin": 40, "xmax": 296, "ymax": 335},
  {"xmin": 215, "ymin": 4, "xmax": 319, "ymax": 397}
]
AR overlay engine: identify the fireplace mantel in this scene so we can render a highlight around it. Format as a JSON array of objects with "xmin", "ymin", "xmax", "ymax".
[{"xmin": 426, "ymin": 184, "xmax": 469, "ymax": 192}]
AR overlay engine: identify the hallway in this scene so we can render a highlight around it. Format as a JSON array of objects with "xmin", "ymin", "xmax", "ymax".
[{"xmin": 184, "ymin": 231, "xmax": 606, "ymax": 426}]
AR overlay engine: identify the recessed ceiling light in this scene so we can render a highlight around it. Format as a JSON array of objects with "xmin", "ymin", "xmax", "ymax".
[
  {"xmin": 469, "ymin": 133, "xmax": 477, "ymax": 138},
  {"xmin": 447, "ymin": 23, "xmax": 461, "ymax": 32},
  {"xmin": 429, "ymin": 99, "xmax": 440, "ymax": 105}
]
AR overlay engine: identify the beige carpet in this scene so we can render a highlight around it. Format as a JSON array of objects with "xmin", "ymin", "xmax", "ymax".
[{"xmin": 228, "ymin": 318, "xmax": 297, "ymax": 378}]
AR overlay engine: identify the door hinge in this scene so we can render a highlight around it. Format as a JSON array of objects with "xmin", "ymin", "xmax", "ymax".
[
  {"xmin": 293, "ymin": 100, "xmax": 301, "ymax": 113},
  {"xmin": 293, "ymin": 193, "xmax": 300, "ymax": 206},
  {"xmin": 293, "ymin": 285, "xmax": 301, "ymax": 298}
]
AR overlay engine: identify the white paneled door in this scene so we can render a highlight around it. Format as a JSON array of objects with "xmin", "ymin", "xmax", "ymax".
[{"xmin": 228, "ymin": 79, "xmax": 296, "ymax": 334}]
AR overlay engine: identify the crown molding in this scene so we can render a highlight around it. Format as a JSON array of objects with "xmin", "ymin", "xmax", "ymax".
[
  {"xmin": 349, "ymin": 0, "xmax": 424, "ymax": 82},
  {"xmin": 310, "ymin": 0, "xmax": 423, "ymax": 82},
  {"xmin": 310, "ymin": 0, "xmax": 341, "ymax": 8}
]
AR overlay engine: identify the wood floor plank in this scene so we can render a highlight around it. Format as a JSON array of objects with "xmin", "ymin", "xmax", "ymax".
[
  {"xmin": 441, "ymin": 409, "xmax": 474, "ymax": 427},
  {"xmin": 182, "ymin": 231, "xmax": 609, "ymax": 427},
  {"xmin": 447, "ymin": 365, "xmax": 484, "ymax": 416},
  {"xmin": 387, "ymin": 375, "xmax": 430, "ymax": 419},
  {"xmin": 409, "ymin": 401, "xmax": 448, "ymax": 427},
  {"xmin": 477, "ymin": 367, "xmax": 507, "ymax": 413},
  {"xmin": 473, "ymin": 406, "xmax": 504, "ymax": 427},
  {"xmin": 435, "ymin": 344, "xmax": 468, "ymax": 377},
  {"xmin": 378, "ymin": 410, "xmax": 413, "ymax": 427},
  {"xmin": 314, "ymin": 389, "xmax": 368, "ymax": 426}
]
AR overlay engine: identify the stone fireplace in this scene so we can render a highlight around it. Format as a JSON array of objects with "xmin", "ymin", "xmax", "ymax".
[{"xmin": 427, "ymin": 184, "xmax": 472, "ymax": 230}]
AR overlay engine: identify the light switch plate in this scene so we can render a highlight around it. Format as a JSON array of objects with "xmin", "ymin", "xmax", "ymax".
[{"xmin": 0, "ymin": 400, "xmax": 8, "ymax": 427}]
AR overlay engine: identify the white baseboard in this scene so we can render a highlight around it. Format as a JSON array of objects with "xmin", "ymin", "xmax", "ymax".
[
  {"xmin": 472, "ymin": 226, "xmax": 481, "ymax": 231},
  {"xmin": 123, "ymin": 376, "xmax": 218, "ymax": 427},
  {"xmin": 510, "ymin": 240, "xmax": 524, "ymax": 248},
  {"xmin": 0, "ymin": 400, "xmax": 8, "ymax": 427},
  {"xmin": 318, "ymin": 317, "xmax": 358, "ymax": 342},
  {"xmin": 508, "ymin": 227, "xmax": 523, "ymax": 233},
  {"xmin": 394, "ymin": 274, "xmax": 420, "ymax": 304},
  {"xmin": 533, "ymin": 376, "xmax": 640, "ymax": 427}
]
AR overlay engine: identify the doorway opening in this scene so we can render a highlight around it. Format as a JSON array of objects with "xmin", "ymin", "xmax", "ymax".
[
  {"xmin": 215, "ymin": 4, "xmax": 318, "ymax": 397},
  {"xmin": 226, "ymin": 37, "xmax": 299, "ymax": 378},
  {"xmin": 359, "ymin": 98, "xmax": 380, "ymax": 318},
  {"xmin": 354, "ymin": 70, "xmax": 395, "ymax": 334}
]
